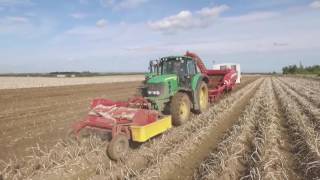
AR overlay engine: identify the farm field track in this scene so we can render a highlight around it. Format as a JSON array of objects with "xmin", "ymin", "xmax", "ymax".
[{"xmin": 1, "ymin": 75, "xmax": 319, "ymax": 180}]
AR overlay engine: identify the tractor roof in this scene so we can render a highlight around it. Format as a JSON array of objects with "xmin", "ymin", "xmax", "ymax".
[{"xmin": 160, "ymin": 56, "xmax": 192, "ymax": 61}]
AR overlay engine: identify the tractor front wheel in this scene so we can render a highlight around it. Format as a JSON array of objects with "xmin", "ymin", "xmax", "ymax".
[
  {"xmin": 170, "ymin": 92, "xmax": 191, "ymax": 126},
  {"xmin": 107, "ymin": 134, "xmax": 129, "ymax": 161}
]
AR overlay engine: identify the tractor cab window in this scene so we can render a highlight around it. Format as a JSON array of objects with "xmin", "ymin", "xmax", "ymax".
[
  {"xmin": 161, "ymin": 59, "xmax": 186, "ymax": 76},
  {"xmin": 187, "ymin": 60, "xmax": 196, "ymax": 75}
]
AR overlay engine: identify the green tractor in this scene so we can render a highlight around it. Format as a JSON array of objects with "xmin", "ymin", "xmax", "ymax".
[
  {"xmin": 143, "ymin": 55, "xmax": 209, "ymax": 125},
  {"xmin": 72, "ymin": 52, "xmax": 238, "ymax": 160}
]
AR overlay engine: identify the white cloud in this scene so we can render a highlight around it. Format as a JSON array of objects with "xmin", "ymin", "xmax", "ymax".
[
  {"xmin": 222, "ymin": 11, "xmax": 279, "ymax": 23},
  {"xmin": 148, "ymin": 10, "xmax": 193, "ymax": 32},
  {"xmin": 310, "ymin": 1, "xmax": 320, "ymax": 9},
  {"xmin": 0, "ymin": 0, "xmax": 33, "ymax": 7},
  {"xmin": 96, "ymin": 18, "xmax": 107, "ymax": 28},
  {"xmin": 197, "ymin": 5, "xmax": 229, "ymax": 17},
  {"xmin": 100, "ymin": 0, "xmax": 149, "ymax": 10},
  {"xmin": 148, "ymin": 5, "xmax": 229, "ymax": 32},
  {"xmin": 70, "ymin": 12, "xmax": 88, "ymax": 19}
]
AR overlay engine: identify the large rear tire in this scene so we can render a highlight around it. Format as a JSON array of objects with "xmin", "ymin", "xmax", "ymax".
[
  {"xmin": 107, "ymin": 134, "xmax": 129, "ymax": 161},
  {"xmin": 170, "ymin": 92, "xmax": 191, "ymax": 126},
  {"xmin": 197, "ymin": 81, "xmax": 209, "ymax": 113}
]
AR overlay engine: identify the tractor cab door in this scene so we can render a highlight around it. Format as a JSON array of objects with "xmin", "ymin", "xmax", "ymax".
[{"xmin": 179, "ymin": 59, "xmax": 197, "ymax": 89}]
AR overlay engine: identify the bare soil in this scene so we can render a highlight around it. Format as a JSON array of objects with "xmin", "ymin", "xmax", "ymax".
[{"xmin": 0, "ymin": 81, "xmax": 142, "ymax": 161}]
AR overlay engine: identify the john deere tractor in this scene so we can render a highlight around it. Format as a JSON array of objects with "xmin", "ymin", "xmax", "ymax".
[
  {"xmin": 143, "ymin": 55, "xmax": 209, "ymax": 125},
  {"xmin": 72, "ymin": 52, "xmax": 238, "ymax": 160}
]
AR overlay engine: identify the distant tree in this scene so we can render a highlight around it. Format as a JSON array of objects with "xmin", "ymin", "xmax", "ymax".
[{"xmin": 282, "ymin": 64, "xmax": 320, "ymax": 75}]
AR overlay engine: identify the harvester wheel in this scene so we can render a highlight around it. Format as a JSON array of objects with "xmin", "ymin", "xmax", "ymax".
[
  {"xmin": 107, "ymin": 134, "xmax": 129, "ymax": 161},
  {"xmin": 170, "ymin": 92, "xmax": 191, "ymax": 126},
  {"xmin": 196, "ymin": 81, "xmax": 209, "ymax": 113}
]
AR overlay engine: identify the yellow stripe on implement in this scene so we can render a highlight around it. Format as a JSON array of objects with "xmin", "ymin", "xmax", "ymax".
[{"xmin": 130, "ymin": 116, "xmax": 172, "ymax": 142}]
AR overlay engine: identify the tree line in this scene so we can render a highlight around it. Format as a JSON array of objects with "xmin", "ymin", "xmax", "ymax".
[{"xmin": 282, "ymin": 64, "xmax": 320, "ymax": 75}]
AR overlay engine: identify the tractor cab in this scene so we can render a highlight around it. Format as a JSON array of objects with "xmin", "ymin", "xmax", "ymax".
[
  {"xmin": 144, "ymin": 56, "xmax": 200, "ymax": 112},
  {"xmin": 147, "ymin": 56, "xmax": 198, "ymax": 88}
]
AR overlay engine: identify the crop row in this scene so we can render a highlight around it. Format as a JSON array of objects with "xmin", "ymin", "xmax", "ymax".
[
  {"xmin": 273, "ymin": 78, "xmax": 320, "ymax": 179},
  {"xmin": 278, "ymin": 77, "xmax": 320, "ymax": 107}
]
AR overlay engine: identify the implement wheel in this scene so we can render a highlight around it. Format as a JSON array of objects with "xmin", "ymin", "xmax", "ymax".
[
  {"xmin": 107, "ymin": 134, "xmax": 129, "ymax": 161},
  {"xmin": 170, "ymin": 92, "xmax": 191, "ymax": 126},
  {"xmin": 197, "ymin": 81, "xmax": 209, "ymax": 113}
]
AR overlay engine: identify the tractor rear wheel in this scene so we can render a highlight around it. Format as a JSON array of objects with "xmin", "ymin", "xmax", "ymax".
[
  {"xmin": 170, "ymin": 92, "xmax": 191, "ymax": 126},
  {"xmin": 107, "ymin": 134, "xmax": 129, "ymax": 161},
  {"xmin": 197, "ymin": 81, "xmax": 209, "ymax": 113}
]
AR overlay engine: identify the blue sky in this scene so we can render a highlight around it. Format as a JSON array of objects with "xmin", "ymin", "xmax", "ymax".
[{"xmin": 0, "ymin": 0, "xmax": 319, "ymax": 73}]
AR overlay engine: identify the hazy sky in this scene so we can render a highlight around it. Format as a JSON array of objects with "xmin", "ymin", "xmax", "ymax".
[{"xmin": 0, "ymin": 0, "xmax": 319, "ymax": 73}]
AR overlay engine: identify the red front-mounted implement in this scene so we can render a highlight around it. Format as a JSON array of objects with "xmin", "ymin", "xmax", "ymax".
[{"xmin": 72, "ymin": 97, "xmax": 172, "ymax": 160}]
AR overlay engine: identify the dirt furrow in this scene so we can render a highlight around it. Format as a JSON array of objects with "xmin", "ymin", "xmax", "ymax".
[
  {"xmin": 273, "ymin": 78, "xmax": 320, "ymax": 179},
  {"xmin": 278, "ymin": 77, "xmax": 320, "ymax": 108},
  {"xmin": 243, "ymin": 78, "xmax": 301, "ymax": 180},
  {"xmin": 275, "ymin": 78, "xmax": 320, "ymax": 131},
  {"xmin": 280, "ymin": 77, "xmax": 320, "ymax": 94},
  {"xmin": 194, "ymin": 78, "xmax": 302, "ymax": 180},
  {"xmin": 194, "ymin": 79, "xmax": 267, "ymax": 180}
]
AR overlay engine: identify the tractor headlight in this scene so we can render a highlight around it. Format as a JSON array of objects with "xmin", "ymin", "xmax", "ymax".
[
  {"xmin": 146, "ymin": 83, "xmax": 164, "ymax": 96},
  {"xmin": 147, "ymin": 90, "xmax": 161, "ymax": 96}
]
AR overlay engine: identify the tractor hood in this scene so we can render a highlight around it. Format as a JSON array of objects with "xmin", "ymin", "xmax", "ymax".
[{"xmin": 146, "ymin": 74, "xmax": 177, "ymax": 84}]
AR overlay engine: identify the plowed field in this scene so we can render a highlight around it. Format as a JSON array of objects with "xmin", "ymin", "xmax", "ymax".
[{"xmin": 1, "ymin": 76, "xmax": 319, "ymax": 180}]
